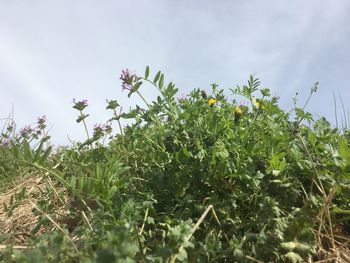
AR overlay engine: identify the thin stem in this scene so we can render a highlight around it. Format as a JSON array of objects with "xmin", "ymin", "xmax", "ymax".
[
  {"xmin": 117, "ymin": 120, "xmax": 124, "ymax": 139},
  {"xmin": 134, "ymin": 225, "xmax": 146, "ymax": 263},
  {"xmin": 296, "ymin": 83, "xmax": 318, "ymax": 127},
  {"xmin": 339, "ymin": 94, "xmax": 349, "ymax": 130},
  {"xmin": 333, "ymin": 91, "xmax": 338, "ymax": 129},
  {"xmin": 242, "ymin": 109, "xmax": 260, "ymax": 143},
  {"xmin": 136, "ymin": 90, "xmax": 149, "ymax": 108},
  {"xmin": 141, "ymin": 77, "xmax": 176, "ymax": 117},
  {"xmin": 139, "ymin": 208, "xmax": 149, "ymax": 235},
  {"xmin": 80, "ymin": 110, "xmax": 90, "ymax": 141},
  {"xmin": 113, "ymin": 109, "xmax": 124, "ymax": 140}
]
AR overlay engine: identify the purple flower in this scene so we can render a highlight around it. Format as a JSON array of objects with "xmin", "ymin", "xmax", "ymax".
[
  {"xmin": 93, "ymin": 123, "xmax": 113, "ymax": 139},
  {"xmin": 1, "ymin": 138, "xmax": 10, "ymax": 147},
  {"xmin": 34, "ymin": 126, "xmax": 43, "ymax": 135},
  {"xmin": 38, "ymin": 115, "xmax": 47, "ymax": 124},
  {"xmin": 94, "ymin": 123, "xmax": 105, "ymax": 131},
  {"xmin": 120, "ymin": 68, "xmax": 137, "ymax": 91},
  {"xmin": 122, "ymin": 83, "xmax": 133, "ymax": 91},
  {"xmin": 37, "ymin": 115, "xmax": 47, "ymax": 130},
  {"xmin": 93, "ymin": 123, "xmax": 106, "ymax": 139},
  {"xmin": 19, "ymin": 125, "xmax": 32, "ymax": 139},
  {"xmin": 120, "ymin": 69, "xmax": 133, "ymax": 82},
  {"xmin": 37, "ymin": 115, "xmax": 47, "ymax": 124},
  {"xmin": 6, "ymin": 121, "xmax": 16, "ymax": 132}
]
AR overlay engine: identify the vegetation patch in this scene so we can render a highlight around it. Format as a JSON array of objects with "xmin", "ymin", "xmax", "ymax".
[{"xmin": 1, "ymin": 67, "xmax": 350, "ymax": 262}]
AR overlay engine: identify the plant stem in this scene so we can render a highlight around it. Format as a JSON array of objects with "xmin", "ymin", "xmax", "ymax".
[
  {"xmin": 136, "ymin": 90, "xmax": 149, "ymax": 108},
  {"xmin": 80, "ymin": 110, "xmax": 90, "ymax": 141}
]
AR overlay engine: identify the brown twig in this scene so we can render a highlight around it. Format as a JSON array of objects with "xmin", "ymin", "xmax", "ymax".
[
  {"xmin": 170, "ymin": 205, "xmax": 229, "ymax": 263},
  {"xmin": 29, "ymin": 200, "xmax": 78, "ymax": 253}
]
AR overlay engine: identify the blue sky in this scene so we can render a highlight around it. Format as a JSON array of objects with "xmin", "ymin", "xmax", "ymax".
[{"xmin": 0, "ymin": 0, "xmax": 349, "ymax": 145}]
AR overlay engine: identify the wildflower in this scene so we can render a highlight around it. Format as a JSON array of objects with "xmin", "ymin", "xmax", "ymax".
[
  {"xmin": 34, "ymin": 126, "xmax": 43, "ymax": 136},
  {"xmin": 72, "ymin": 99, "xmax": 88, "ymax": 111},
  {"xmin": 106, "ymin": 99, "xmax": 119, "ymax": 110},
  {"xmin": 37, "ymin": 115, "xmax": 47, "ymax": 130},
  {"xmin": 19, "ymin": 125, "xmax": 32, "ymax": 139},
  {"xmin": 93, "ymin": 123, "xmax": 106, "ymax": 139},
  {"xmin": 234, "ymin": 106, "xmax": 243, "ymax": 124},
  {"xmin": 37, "ymin": 115, "xmax": 47, "ymax": 124},
  {"xmin": 6, "ymin": 121, "xmax": 16, "ymax": 132},
  {"xmin": 1, "ymin": 138, "xmax": 10, "ymax": 147},
  {"xmin": 120, "ymin": 68, "xmax": 137, "ymax": 91},
  {"xmin": 208, "ymin": 98, "xmax": 217, "ymax": 106},
  {"xmin": 253, "ymin": 98, "xmax": 263, "ymax": 109}
]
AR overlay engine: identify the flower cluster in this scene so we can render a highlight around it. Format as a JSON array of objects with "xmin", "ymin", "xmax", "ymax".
[
  {"xmin": 0, "ymin": 138, "xmax": 10, "ymax": 147},
  {"xmin": 72, "ymin": 99, "xmax": 89, "ymax": 123},
  {"xmin": 106, "ymin": 99, "xmax": 119, "ymax": 111},
  {"xmin": 72, "ymin": 99, "xmax": 88, "ymax": 111},
  {"xmin": 19, "ymin": 125, "xmax": 33, "ymax": 139},
  {"xmin": 93, "ymin": 123, "xmax": 112, "ymax": 140},
  {"xmin": 120, "ymin": 68, "xmax": 138, "ymax": 91},
  {"xmin": 37, "ymin": 115, "xmax": 47, "ymax": 130},
  {"xmin": 6, "ymin": 121, "xmax": 16, "ymax": 133}
]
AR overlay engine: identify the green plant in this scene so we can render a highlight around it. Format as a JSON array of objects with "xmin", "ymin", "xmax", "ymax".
[{"xmin": 1, "ymin": 67, "xmax": 349, "ymax": 262}]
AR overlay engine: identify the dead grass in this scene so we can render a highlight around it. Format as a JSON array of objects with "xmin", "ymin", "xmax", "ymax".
[{"xmin": 0, "ymin": 173, "xmax": 67, "ymax": 246}]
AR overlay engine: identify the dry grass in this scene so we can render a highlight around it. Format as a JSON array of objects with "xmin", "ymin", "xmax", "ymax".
[{"xmin": 0, "ymin": 173, "xmax": 68, "ymax": 247}]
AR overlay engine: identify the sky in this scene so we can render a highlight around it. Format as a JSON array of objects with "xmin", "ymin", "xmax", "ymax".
[{"xmin": 0, "ymin": 0, "xmax": 349, "ymax": 145}]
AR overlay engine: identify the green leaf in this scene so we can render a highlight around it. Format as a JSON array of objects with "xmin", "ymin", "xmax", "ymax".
[
  {"xmin": 96, "ymin": 249, "xmax": 116, "ymax": 263},
  {"xmin": 76, "ymin": 114, "xmax": 89, "ymax": 123},
  {"xmin": 23, "ymin": 139, "xmax": 34, "ymax": 162},
  {"xmin": 70, "ymin": 176, "xmax": 76, "ymax": 191},
  {"xmin": 260, "ymin": 88, "xmax": 270, "ymax": 97},
  {"xmin": 177, "ymin": 247, "xmax": 188, "ymax": 261},
  {"xmin": 106, "ymin": 100, "xmax": 119, "ymax": 110},
  {"xmin": 339, "ymin": 137, "xmax": 350, "ymax": 171},
  {"xmin": 331, "ymin": 206, "xmax": 350, "ymax": 215},
  {"xmin": 153, "ymin": 71, "xmax": 161, "ymax": 83},
  {"xmin": 39, "ymin": 146, "xmax": 52, "ymax": 164},
  {"xmin": 158, "ymin": 73, "xmax": 164, "ymax": 88},
  {"xmin": 145, "ymin": 65, "xmax": 150, "ymax": 78},
  {"xmin": 284, "ymin": 251, "xmax": 303, "ymax": 263}
]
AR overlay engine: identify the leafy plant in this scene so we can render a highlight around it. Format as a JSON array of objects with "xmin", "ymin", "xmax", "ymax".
[{"xmin": 1, "ymin": 67, "xmax": 349, "ymax": 262}]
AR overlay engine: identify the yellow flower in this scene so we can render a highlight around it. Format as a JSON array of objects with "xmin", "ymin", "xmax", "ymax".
[
  {"xmin": 253, "ymin": 98, "xmax": 263, "ymax": 109},
  {"xmin": 208, "ymin": 98, "xmax": 217, "ymax": 106},
  {"xmin": 234, "ymin": 106, "xmax": 242, "ymax": 124},
  {"xmin": 234, "ymin": 106, "xmax": 242, "ymax": 116}
]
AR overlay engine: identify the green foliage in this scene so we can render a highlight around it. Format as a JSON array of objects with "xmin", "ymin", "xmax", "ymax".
[{"xmin": 1, "ymin": 67, "xmax": 350, "ymax": 262}]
